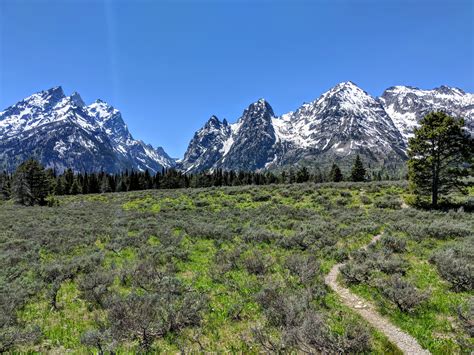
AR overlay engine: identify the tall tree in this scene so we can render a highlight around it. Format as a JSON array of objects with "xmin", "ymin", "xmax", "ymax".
[
  {"xmin": 329, "ymin": 163, "xmax": 343, "ymax": 182},
  {"xmin": 296, "ymin": 166, "xmax": 310, "ymax": 183},
  {"xmin": 12, "ymin": 159, "xmax": 50, "ymax": 205},
  {"xmin": 350, "ymin": 155, "xmax": 366, "ymax": 182},
  {"xmin": 0, "ymin": 172, "xmax": 11, "ymax": 200},
  {"xmin": 408, "ymin": 111, "xmax": 472, "ymax": 207}
]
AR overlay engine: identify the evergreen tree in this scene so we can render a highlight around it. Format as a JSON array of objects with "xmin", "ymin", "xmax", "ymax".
[
  {"xmin": 329, "ymin": 163, "xmax": 343, "ymax": 182},
  {"xmin": 296, "ymin": 166, "xmax": 310, "ymax": 183},
  {"xmin": 0, "ymin": 172, "xmax": 11, "ymax": 200},
  {"xmin": 100, "ymin": 175, "xmax": 112, "ymax": 193},
  {"xmin": 408, "ymin": 111, "xmax": 472, "ymax": 207},
  {"xmin": 63, "ymin": 168, "xmax": 74, "ymax": 194},
  {"xmin": 350, "ymin": 155, "xmax": 366, "ymax": 182},
  {"xmin": 54, "ymin": 177, "xmax": 65, "ymax": 195},
  {"xmin": 70, "ymin": 179, "xmax": 80, "ymax": 195},
  {"xmin": 12, "ymin": 159, "xmax": 50, "ymax": 205}
]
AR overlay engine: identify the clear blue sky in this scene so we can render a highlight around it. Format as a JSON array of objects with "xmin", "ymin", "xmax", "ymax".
[{"xmin": 1, "ymin": 0, "xmax": 473, "ymax": 157}]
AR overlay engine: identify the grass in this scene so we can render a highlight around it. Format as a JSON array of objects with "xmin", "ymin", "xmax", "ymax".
[
  {"xmin": 0, "ymin": 181, "xmax": 472, "ymax": 352},
  {"xmin": 348, "ymin": 234, "xmax": 473, "ymax": 354}
]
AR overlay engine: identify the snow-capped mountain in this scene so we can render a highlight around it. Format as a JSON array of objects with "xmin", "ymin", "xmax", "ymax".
[
  {"xmin": 272, "ymin": 82, "xmax": 406, "ymax": 169},
  {"xmin": 379, "ymin": 85, "xmax": 474, "ymax": 141},
  {"xmin": 178, "ymin": 115, "xmax": 230, "ymax": 172},
  {"xmin": 0, "ymin": 87, "xmax": 174, "ymax": 173},
  {"xmin": 179, "ymin": 99, "xmax": 280, "ymax": 172},
  {"xmin": 179, "ymin": 82, "xmax": 413, "ymax": 173},
  {"xmin": 2, "ymin": 82, "xmax": 471, "ymax": 174}
]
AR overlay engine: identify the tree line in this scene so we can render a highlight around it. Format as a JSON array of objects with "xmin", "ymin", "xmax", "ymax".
[
  {"xmin": 1, "ymin": 112, "xmax": 471, "ymax": 208},
  {"xmin": 0, "ymin": 155, "xmax": 377, "ymax": 206}
]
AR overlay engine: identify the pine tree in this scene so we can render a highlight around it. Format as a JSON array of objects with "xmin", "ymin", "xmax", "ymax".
[
  {"xmin": 296, "ymin": 166, "xmax": 310, "ymax": 183},
  {"xmin": 12, "ymin": 172, "xmax": 32, "ymax": 205},
  {"xmin": 100, "ymin": 175, "xmax": 112, "ymax": 193},
  {"xmin": 408, "ymin": 111, "xmax": 472, "ymax": 207},
  {"xmin": 0, "ymin": 172, "xmax": 11, "ymax": 200},
  {"xmin": 350, "ymin": 155, "xmax": 366, "ymax": 182},
  {"xmin": 12, "ymin": 159, "xmax": 50, "ymax": 205},
  {"xmin": 329, "ymin": 163, "xmax": 343, "ymax": 182},
  {"xmin": 55, "ymin": 177, "xmax": 65, "ymax": 195},
  {"xmin": 70, "ymin": 179, "xmax": 80, "ymax": 195}
]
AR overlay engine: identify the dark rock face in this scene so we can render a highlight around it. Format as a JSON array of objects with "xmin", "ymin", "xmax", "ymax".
[
  {"xmin": 0, "ymin": 87, "xmax": 174, "ymax": 173},
  {"xmin": 178, "ymin": 115, "xmax": 230, "ymax": 172},
  {"xmin": 219, "ymin": 99, "xmax": 278, "ymax": 171}
]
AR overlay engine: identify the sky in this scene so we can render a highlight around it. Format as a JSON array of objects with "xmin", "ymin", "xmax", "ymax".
[{"xmin": 0, "ymin": 0, "xmax": 473, "ymax": 158}]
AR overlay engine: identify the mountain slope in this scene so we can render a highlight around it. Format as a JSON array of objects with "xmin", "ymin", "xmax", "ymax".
[
  {"xmin": 271, "ymin": 82, "xmax": 406, "ymax": 169},
  {"xmin": 379, "ymin": 85, "xmax": 474, "ymax": 141},
  {"xmin": 0, "ymin": 87, "xmax": 174, "ymax": 173},
  {"xmin": 220, "ymin": 99, "xmax": 278, "ymax": 171},
  {"xmin": 178, "ymin": 116, "xmax": 231, "ymax": 173}
]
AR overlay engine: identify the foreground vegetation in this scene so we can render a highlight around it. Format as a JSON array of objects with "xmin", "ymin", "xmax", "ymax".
[
  {"xmin": 0, "ymin": 182, "xmax": 474, "ymax": 354},
  {"xmin": 0, "ymin": 181, "xmax": 472, "ymax": 353}
]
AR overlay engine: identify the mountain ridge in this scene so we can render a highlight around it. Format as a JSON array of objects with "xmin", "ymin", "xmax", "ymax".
[
  {"xmin": 180, "ymin": 81, "xmax": 473, "ymax": 173},
  {"xmin": 1, "ymin": 82, "xmax": 472, "ymax": 173},
  {"xmin": 0, "ymin": 87, "xmax": 175, "ymax": 173}
]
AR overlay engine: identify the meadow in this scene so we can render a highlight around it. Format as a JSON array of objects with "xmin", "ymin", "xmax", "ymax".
[{"xmin": 0, "ymin": 181, "xmax": 472, "ymax": 353}]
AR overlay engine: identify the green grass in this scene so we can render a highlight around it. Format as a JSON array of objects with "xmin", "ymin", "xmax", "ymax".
[
  {"xmin": 349, "ymin": 234, "xmax": 473, "ymax": 354},
  {"xmin": 1, "ymin": 181, "xmax": 472, "ymax": 352}
]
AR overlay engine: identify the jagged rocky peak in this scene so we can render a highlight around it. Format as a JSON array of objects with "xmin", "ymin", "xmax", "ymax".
[
  {"xmin": 69, "ymin": 92, "xmax": 85, "ymax": 107},
  {"xmin": 35, "ymin": 86, "xmax": 66, "ymax": 104},
  {"xmin": 322, "ymin": 81, "xmax": 377, "ymax": 108},
  {"xmin": 204, "ymin": 115, "xmax": 225, "ymax": 128},
  {"xmin": 243, "ymin": 98, "xmax": 275, "ymax": 120},
  {"xmin": 87, "ymin": 99, "xmax": 119, "ymax": 119},
  {"xmin": 1, "ymin": 86, "xmax": 65, "ymax": 116},
  {"xmin": 379, "ymin": 84, "xmax": 474, "ymax": 142},
  {"xmin": 434, "ymin": 85, "xmax": 465, "ymax": 96}
]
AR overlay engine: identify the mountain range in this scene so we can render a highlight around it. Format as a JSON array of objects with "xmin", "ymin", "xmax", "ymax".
[
  {"xmin": 0, "ymin": 82, "xmax": 472, "ymax": 173},
  {"xmin": 178, "ymin": 82, "xmax": 473, "ymax": 172}
]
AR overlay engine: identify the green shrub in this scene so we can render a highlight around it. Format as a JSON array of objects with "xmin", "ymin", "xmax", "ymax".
[
  {"xmin": 340, "ymin": 262, "xmax": 372, "ymax": 285},
  {"xmin": 381, "ymin": 234, "xmax": 407, "ymax": 253},
  {"xmin": 430, "ymin": 243, "xmax": 474, "ymax": 292},
  {"xmin": 378, "ymin": 275, "xmax": 429, "ymax": 313}
]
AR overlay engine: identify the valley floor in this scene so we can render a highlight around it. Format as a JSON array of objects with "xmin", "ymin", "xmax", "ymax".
[{"xmin": 0, "ymin": 181, "xmax": 472, "ymax": 353}]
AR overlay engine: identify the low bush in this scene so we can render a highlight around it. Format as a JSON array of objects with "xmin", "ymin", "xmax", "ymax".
[
  {"xmin": 381, "ymin": 234, "xmax": 407, "ymax": 253},
  {"xmin": 340, "ymin": 262, "xmax": 372, "ymax": 285},
  {"xmin": 243, "ymin": 250, "xmax": 272, "ymax": 276},
  {"xmin": 376, "ymin": 255, "xmax": 408, "ymax": 275},
  {"xmin": 285, "ymin": 254, "xmax": 320, "ymax": 285},
  {"xmin": 77, "ymin": 270, "xmax": 114, "ymax": 309},
  {"xmin": 378, "ymin": 275, "xmax": 428, "ymax": 313},
  {"xmin": 430, "ymin": 243, "xmax": 474, "ymax": 292},
  {"xmin": 456, "ymin": 297, "xmax": 473, "ymax": 337},
  {"xmin": 374, "ymin": 195, "xmax": 401, "ymax": 209}
]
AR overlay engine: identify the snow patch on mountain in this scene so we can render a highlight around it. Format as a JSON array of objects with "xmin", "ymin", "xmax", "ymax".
[{"xmin": 380, "ymin": 85, "xmax": 474, "ymax": 143}]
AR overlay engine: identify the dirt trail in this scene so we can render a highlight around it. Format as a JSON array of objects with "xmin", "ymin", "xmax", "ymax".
[{"xmin": 325, "ymin": 234, "xmax": 430, "ymax": 355}]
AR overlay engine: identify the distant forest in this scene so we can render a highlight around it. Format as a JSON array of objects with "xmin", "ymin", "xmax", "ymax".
[{"xmin": 0, "ymin": 156, "xmax": 397, "ymax": 202}]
